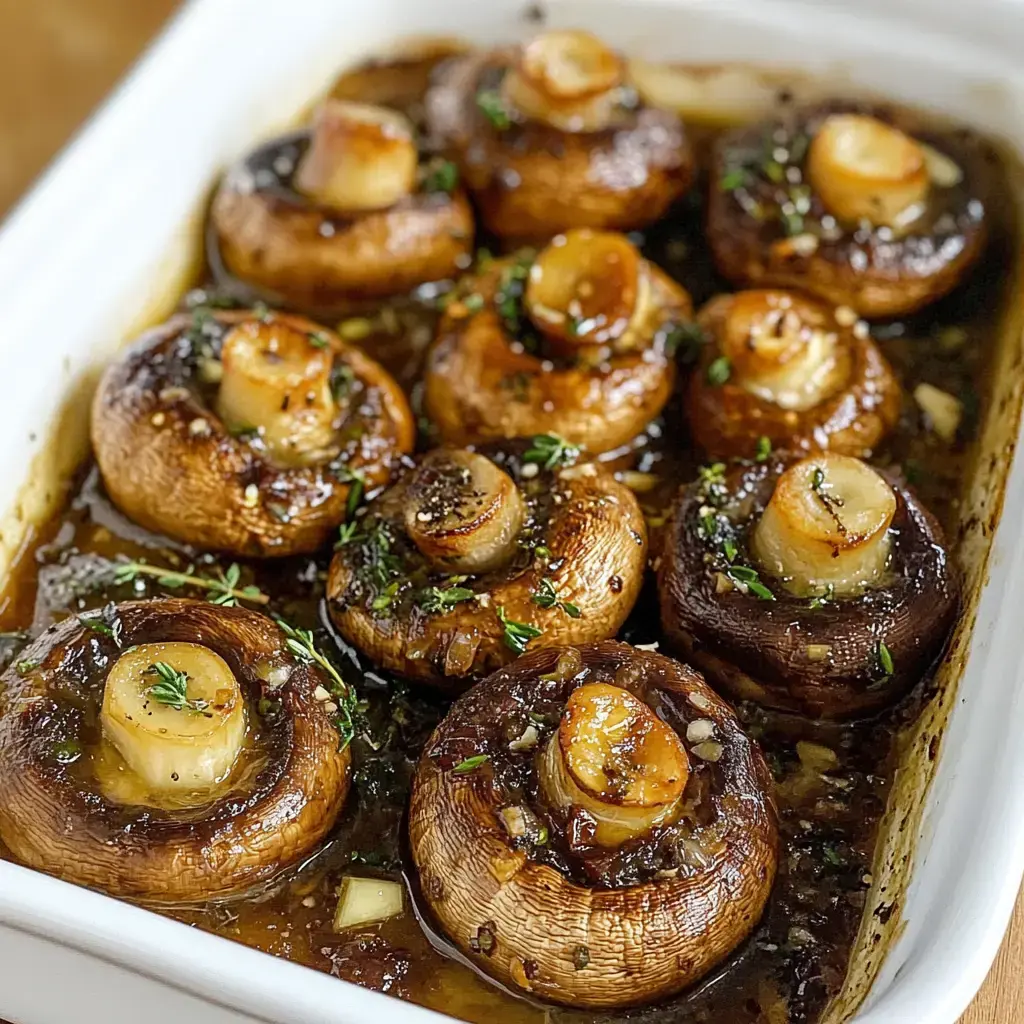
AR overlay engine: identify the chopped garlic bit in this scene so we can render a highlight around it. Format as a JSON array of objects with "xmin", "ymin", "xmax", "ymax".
[
  {"xmin": 834, "ymin": 305, "xmax": 858, "ymax": 328},
  {"xmin": 508, "ymin": 724, "xmax": 539, "ymax": 752},
  {"xmin": 619, "ymin": 470, "xmax": 659, "ymax": 493},
  {"xmin": 243, "ymin": 483, "xmax": 260, "ymax": 507},
  {"xmin": 919, "ymin": 142, "xmax": 963, "ymax": 188},
  {"xmin": 914, "ymin": 382, "xmax": 962, "ymax": 442},
  {"xmin": 634, "ymin": 641, "xmax": 660, "ymax": 652},
  {"xmin": 805, "ymin": 643, "xmax": 832, "ymax": 663},
  {"xmin": 796, "ymin": 740, "xmax": 838, "ymax": 773},
  {"xmin": 686, "ymin": 719, "xmax": 716, "ymax": 744},
  {"xmin": 692, "ymin": 740, "xmax": 724, "ymax": 762},
  {"xmin": 688, "ymin": 691, "xmax": 712, "ymax": 711},
  {"xmin": 333, "ymin": 876, "xmax": 404, "ymax": 932},
  {"xmin": 520, "ymin": 463, "xmax": 539, "ymax": 479},
  {"xmin": 313, "ymin": 685, "xmax": 331, "ymax": 702}
]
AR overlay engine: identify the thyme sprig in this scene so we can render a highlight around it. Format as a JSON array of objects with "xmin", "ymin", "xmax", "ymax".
[
  {"xmin": 524, "ymin": 433, "xmax": 580, "ymax": 471},
  {"xmin": 275, "ymin": 618, "xmax": 357, "ymax": 750},
  {"xmin": 145, "ymin": 662, "xmax": 209, "ymax": 714},
  {"xmin": 418, "ymin": 585, "xmax": 475, "ymax": 615},
  {"xmin": 453, "ymin": 753, "xmax": 490, "ymax": 774},
  {"xmin": 532, "ymin": 578, "xmax": 581, "ymax": 618},
  {"xmin": 78, "ymin": 603, "xmax": 124, "ymax": 645},
  {"xmin": 497, "ymin": 606, "xmax": 543, "ymax": 655},
  {"xmin": 476, "ymin": 90, "xmax": 511, "ymax": 130},
  {"xmin": 113, "ymin": 561, "xmax": 268, "ymax": 607}
]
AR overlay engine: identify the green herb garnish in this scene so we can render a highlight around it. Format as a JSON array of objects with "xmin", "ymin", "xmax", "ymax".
[
  {"xmin": 307, "ymin": 331, "xmax": 331, "ymax": 349},
  {"xmin": 371, "ymin": 581, "xmax": 401, "ymax": 613},
  {"xmin": 453, "ymin": 753, "xmax": 490, "ymax": 774},
  {"xmin": 476, "ymin": 89, "xmax": 511, "ymax": 130},
  {"xmin": 720, "ymin": 167, "xmax": 749, "ymax": 192},
  {"xmin": 14, "ymin": 659, "xmax": 37, "ymax": 676},
  {"xmin": 497, "ymin": 606, "xmax": 543, "ymax": 655},
  {"xmin": 335, "ymin": 521, "xmax": 361, "ymax": 547},
  {"xmin": 112, "ymin": 561, "xmax": 268, "ymax": 607},
  {"xmin": 145, "ymin": 662, "xmax": 208, "ymax": 713},
  {"xmin": 275, "ymin": 618, "xmax": 357, "ymax": 750},
  {"xmin": 532, "ymin": 578, "xmax": 581, "ymax": 618},
  {"xmin": 725, "ymin": 565, "xmax": 775, "ymax": 601},
  {"xmin": 523, "ymin": 433, "xmax": 580, "ymax": 471},
  {"xmin": 878, "ymin": 640, "xmax": 894, "ymax": 678},
  {"xmin": 418, "ymin": 585, "xmax": 475, "ymax": 615},
  {"xmin": 78, "ymin": 607, "xmax": 124, "ymax": 645},
  {"xmin": 423, "ymin": 159, "xmax": 459, "ymax": 194},
  {"xmin": 808, "ymin": 584, "xmax": 835, "ymax": 610},
  {"xmin": 707, "ymin": 356, "xmax": 732, "ymax": 386},
  {"xmin": 755, "ymin": 436, "xmax": 772, "ymax": 462},
  {"xmin": 664, "ymin": 321, "xmax": 707, "ymax": 363}
]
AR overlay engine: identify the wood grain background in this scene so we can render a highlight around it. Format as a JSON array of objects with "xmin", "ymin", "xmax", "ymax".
[{"xmin": 0, "ymin": 2, "xmax": 1013, "ymax": 1021}]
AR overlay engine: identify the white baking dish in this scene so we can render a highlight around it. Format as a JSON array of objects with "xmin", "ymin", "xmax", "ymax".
[{"xmin": 2, "ymin": 1, "xmax": 1024, "ymax": 1022}]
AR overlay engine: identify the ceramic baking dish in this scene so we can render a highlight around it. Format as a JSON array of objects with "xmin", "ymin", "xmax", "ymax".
[{"xmin": 2, "ymin": 0, "xmax": 1024, "ymax": 1021}]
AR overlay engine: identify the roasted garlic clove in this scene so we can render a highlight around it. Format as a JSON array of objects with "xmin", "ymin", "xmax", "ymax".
[
  {"xmin": 718, "ymin": 290, "xmax": 844, "ymax": 411},
  {"xmin": 502, "ymin": 30, "xmax": 624, "ymax": 132},
  {"xmin": 525, "ymin": 230, "xmax": 649, "ymax": 352},
  {"xmin": 403, "ymin": 449, "xmax": 525, "ymax": 574},
  {"xmin": 539, "ymin": 681, "xmax": 689, "ymax": 846},
  {"xmin": 294, "ymin": 99, "xmax": 418, "ymax": 213},
  {"xmin": 216, "ymin": 318, "xmax": 337, "ymax": 466},
  {"xmin": 807, "ymin": 113, "xmax": 929, "ymax": 229},
  {"xmin": 101, "ymin": 642, "xmax": 246, "ymax": 799},
  {"xmin": 751, "ymin": 453, "xmax": 896, "ymax": 596}
]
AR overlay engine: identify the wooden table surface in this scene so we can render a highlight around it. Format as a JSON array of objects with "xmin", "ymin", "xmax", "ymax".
[{"xmin": 0, "ymin": 2, "xmax": 1015, "ymax": 1022}]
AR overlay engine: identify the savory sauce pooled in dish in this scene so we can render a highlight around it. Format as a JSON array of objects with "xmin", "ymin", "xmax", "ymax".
[{"xmin": 0, "ymin": 26, "xmax": 1015, "ymax": 1024}]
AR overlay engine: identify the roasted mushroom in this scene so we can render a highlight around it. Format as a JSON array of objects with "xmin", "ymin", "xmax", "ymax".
[
  {"xmin": 409, "ymin": 641, "xmax": 778, "ymax": 1008},
  {"xmin": 327, "ymin": 440, "xmax": 647, "ymax": 686},
  {"xmin": 423, "ymin": 230, "xmax": 691, "ymax": 454},
  {"xmin": 425, "ymin": 30, "xmax": 694, "ymax": 242},
  {"xmin": 658, "ymin": 452, "xmax": 959, "ymax": 718},
  {"xmin": 91, "ymin": 308, "xmax": 414, "ymax": 557},
  {"xmin": 707, "ymin": 104, "xmax": 988, "ymax": 317},
  {"xmin": 0, "ymin": 599, "xmax": 351, "ymax": 902},
  {"xmin": 688, "ymin": 289, "xmax": 901, "ymax": 459},
  {"xmin": 209, "ymin": 98, "xmax": 474, "ymax": 315}
]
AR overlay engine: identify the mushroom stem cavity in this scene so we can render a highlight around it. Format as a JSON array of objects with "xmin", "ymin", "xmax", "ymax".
[
  {"xmin": 216, "ymin": 319, "xmax": 338, "ymax": 466},
  {"xmin": 539, "ymin": 681, "xmax": 689, "ymax": 847},
  {"xmin": 403, "ymin": 449, "xmax": 525, "ymax": 574},
  {"xmin": 99, "ymin": 642, "xmax": 246, "ymax": 804},
  {"xmin": 294, "ymin": 99, "xmax": 418, "ymax": 213},
  {"xmin": 502, "ymin": 30, "xmax": 624, "ymax": 132},
  {"xmin": 751, "ymin": 453, "xmax": 896, "ymax": 596},
  {"xmin": 525, "ymin": 230, "xmax": 649, "ymax": 352},
  {"xmin": 719, "ymin": 291, "xmax": 843, "ymax": 411},
  {"xmin": 807, "ymin": 114, "xmax": 929, "ymax": 229}
]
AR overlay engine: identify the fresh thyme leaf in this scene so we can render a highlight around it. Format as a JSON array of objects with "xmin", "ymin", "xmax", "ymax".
[
  {"xmin": 453, "ymin": 753, "xmax": 490, "ymax": 774},
  {"xmin": 878, "ymin": 640, "xmax": 894, "ymax": 678},
  {"xmin": 274, "ymin": 618, "xmax": 358, "ymax": 750},
  {"xmin": 531, "ymin": 578, "xmax": 581, "ymax": 618},
  {"xmin": 808, "ymin": 583, "xmax": 835, "ymax": 610},
  {"xmin": 707, "ymin": 356, "xmax": 732, "ymax": 386},
  {"xmin": 463, "ymin": 293, "xmax": 485, "ymax": 313},
  {"xmin": 78, "ymin": 606, "xmax": 124, "ymax": 646},
  {"xmin": 476, "ymin": 89, "xmax": 511, "ymax": 130},
  {"xmin": 822, "ymin": 843, "xmax": 845, "ymax": 868},
  {"xmin": 307, "ymin": 331, "xmax": 331, "ymax": 349},
  {"xmin": 14, "ymin": 659, "xmax": 37, "ymax": 676},
  {"xmin": 720, "ymin": 167, "xmax": 749, "ymax": 192},
  {"xmin": 664, "ymin": 321, "xmax": 706, "ymax": 363},
  {"xmin": 330, "ymin": 362, "xmax": 356, "ymax": 402},
  {"xmin": 251, "ymin": 301, "xmax": 272, "ymax": 323},
  {"xmin": 764, "ymin": 160, "xmax": 785, "ymax": 184},
  {"xmin": 371, "ymin": 581, "xmax": 401, "ymax": 613},
  {"xmin": 112, "ymin": 560, "xmax": 268, "ymax": 606},
  {"xmin": 755, "ymin": 436, "xmax": 772, "ymax": 462},
  {"xmin": 418, "ymin": 585, "xmax": 475, "ymax": 615},
  {"xmin": 336, "ymin": 521, "xmax": 361, "ymax": 547},
  {"xmin": 725, "ymin": 565, "xmax": 775, "ymax": 601},
  {"xmin": 145, "ymin": 661, "xmax": 207, "ymax": 713},
  {"xmin": 497, "ymin": 606, "xmax": 543, "ymax": 655},
  {"xmin": 422, "ymin": 158, "xmax": 459, "ymax": 194},
  {"xmin": 336, "ymin": 467, "xmax": 366, "ymax": 520},
  {"xmin": 782, "ymin": 209, "xmax": 805, "ymax": 236},
  {"xmin": 523, "ymin": 433, "xmax": 580, "ymax": 471},
  {"xmin": 722, "ymin": 538, "xmax": 738, "ymax": 563}
]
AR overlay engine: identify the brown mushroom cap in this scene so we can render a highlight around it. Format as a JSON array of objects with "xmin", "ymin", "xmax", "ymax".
[
  {"xmin": 425, "ymin": 47, "xmax": 694, "ymax": 243},
  {"xmin": 423, "ymin": 245, "xmax": 690, "ymax": 454},
  {"xmin": 707, "ymin": 104, "xmax": 988, "ymax": 318},
  {"xmin": 688, "ymin": 289, "xmax": 901, "ymax": 459},
  {"xmin": 91, "ymin": 308, "xmax": 415, "ymax": 558},
  {"xmin": 327, "ymin": 442, "xmax": 648, "ymax": 687},
  {"xmin": 409, "ymin": 641, "xmax": 778, "ymax": 1008},
  {"xmin": 0, "ymin": 599, "xmax": 351, "ymax": 902},
  {"xmin": 657, "ymin": 456, "xmax": 959, "ymax": 718},
  {"xmin": 209, "ymin": 128, "xmax": 474, "ymax": 317}
]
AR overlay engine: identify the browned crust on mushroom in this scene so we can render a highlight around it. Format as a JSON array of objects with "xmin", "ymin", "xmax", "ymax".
[
  {"xmin": 409, "ymin": 641, "xmax": 778, "ymax": 1008},
  {"xmin": 209, "ymin": 130, "xmax": 474, "ymax": 316},
  {"xmin": 425, "ymin": 50, "xmax": 694, "ymax": 243},
  {"xmin": 91, "ymin": 309, "xmax": 415, "ymax": 558},
  {"xmin": 706, "ymin": 104, "xmax": 989, "ymax": 318},
  {"xmin": 327, "ymin": 447, "xmax": 647, "ymax": 686},
  {"xmin": 423, "ymin": 256, "xmax": 689, "ymax": 454},
  {"xmin": 657, "ymin": 457, "xmax": 959, "ymax": 718},
  {"xmin": 0, "ymin": 599, "xmax": 350, "ymax": 902},
  {"xmin": 688, "ymin": 291, "xmax": 901, "ymax": 459}
]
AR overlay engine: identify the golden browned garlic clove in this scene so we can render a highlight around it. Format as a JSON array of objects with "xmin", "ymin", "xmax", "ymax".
[
  {"xmin": 751, "ymin": 453, "xmax": 897, "ymax": 596},
  {"xmin": 539, "ymin": 681, "xmax": 689, "ymax": 846},
  {"xmin": 719, "ymin": 291, "xmax": 843, "ymax": 411},
  {"xmin": 807, "ymin": 113, "xmax": 929, "ymax": 228},
  {"xmin": 403, "ymin": 449, "xmax": 525, "ymax": 574},
  {"xmin": 525, "ymin": 230, "xmax": 647, "ymax": 351},
  {"xmin": 216, "ymin": 319, "xmax": 337, "ymax": 466},
  {"xmin": 294, "ymin": 99, "xmax": 418, "ymax": 213},
  {"xmin": 100, "ymin": 642, "xmax": 246, "ymax": 802},
  {"xmin": 502, "ymin": 30, "xmax": 624, "ymax": 132}
]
